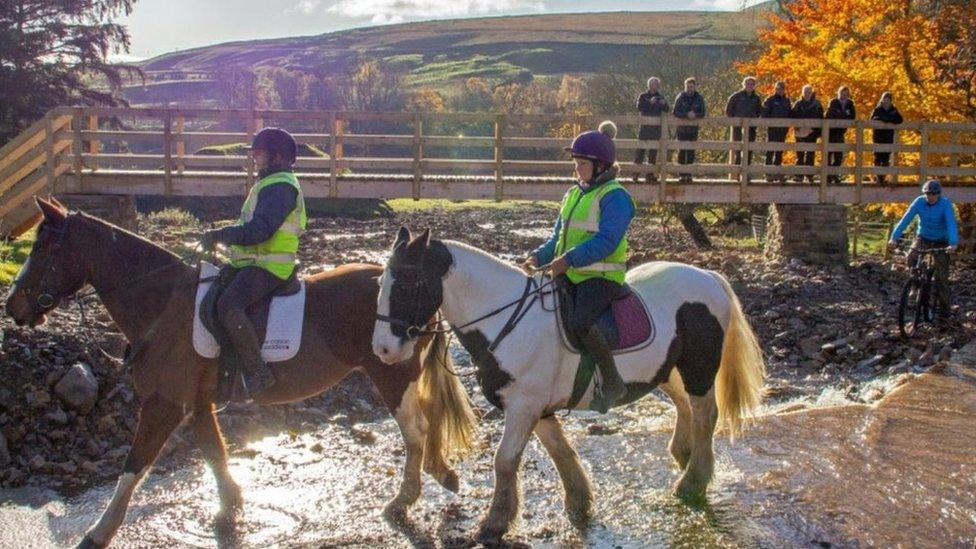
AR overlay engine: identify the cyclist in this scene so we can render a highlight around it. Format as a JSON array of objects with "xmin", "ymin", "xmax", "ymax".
[{"xmin": 888, "ymin": 179, "xmax": 959, "ymax": 321}]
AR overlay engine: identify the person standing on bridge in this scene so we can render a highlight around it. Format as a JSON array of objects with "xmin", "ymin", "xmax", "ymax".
[
  {"xmin": 725, "ymin": 76, "xmax": 763, "ymax": 178},
  {"xmin": 633, "ymin": 77, "xmax": 668, "ymax": 184},
  {"xmin": 888, "ymin": 179, "xmax": 959, "ymax": 322},
  {"xmin": 522, "ymin": 121, "xmax": 635, "ymax": 412},
  {"xmin": 791, "ymin": 84, "xmax": 823, "ymax": 182},
  {"xmin": 200, "ymin": 128, "xmax": 307, "ymax": 401},
  {"xmin": 825, "ymin": 86, "xmax": 856, "ymax": 184},
  {"xmin": 870, "ymin": 91, "xmax": 903, "ymax": 185},
  {"xmin": 761, "ymin": 81, "xmax": 792, "ymax": 182},
  {"xmin": 673, "ymin": 77, "xmax": 707, "ymax": 183}
]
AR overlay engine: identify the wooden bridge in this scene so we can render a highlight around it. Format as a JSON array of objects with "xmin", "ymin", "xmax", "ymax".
[{"xmin": 1, "ymin": 106, "xmax": 974, "ymax": 237}]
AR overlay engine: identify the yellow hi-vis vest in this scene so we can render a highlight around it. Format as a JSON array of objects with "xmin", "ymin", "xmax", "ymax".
[
  {"xmin": 555, "ymin": 180, "xmax": 631, "ymax": 284},
  {"xmin": 230, "ymin": 171, "xmax": 306, "ymax": 279}
]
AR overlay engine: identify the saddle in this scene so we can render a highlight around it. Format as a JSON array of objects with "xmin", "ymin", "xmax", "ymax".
[
  {"xmin": 193, "ymin": 262, "xmax": 306, "ymax": 363},
  {"xmin": 556, "ymin": 283, "xmax": 655, "ymax": 354}
]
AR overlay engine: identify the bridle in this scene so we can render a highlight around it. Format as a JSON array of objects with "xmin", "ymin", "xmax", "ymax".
[
  {"xmin": 15, "ymin": 219, "xmax": 71, "ymax": 313},
  {"xmin": 376, "ymin": 265, "xmax": 556, "ymax": 352},
  {"xmin": 13, "ymin": 213, "xmax": 204, "ymax": 361}
]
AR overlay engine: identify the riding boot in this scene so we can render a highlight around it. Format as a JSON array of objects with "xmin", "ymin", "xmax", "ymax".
[
  {"xmin": 583, "ymin": 326, "xmax": 626, "ymax": 413},
  {"xmin": 222, "ymin": 308, "xmax": 276, "ymax": 400}
]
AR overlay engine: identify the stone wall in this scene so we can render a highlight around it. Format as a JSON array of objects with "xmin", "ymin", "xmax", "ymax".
[{"xmin": 764, "ymin": 204, "xmax": 848, "ymax": 264}]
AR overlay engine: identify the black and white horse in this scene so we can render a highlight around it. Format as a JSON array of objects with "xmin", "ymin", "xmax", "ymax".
[{"xmin": 372, "ymin": 228, "xmax": 765, "ymax": 544}]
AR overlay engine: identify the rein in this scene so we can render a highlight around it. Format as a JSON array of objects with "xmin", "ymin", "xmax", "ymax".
[{"xmin": 376, "ymin": 272, "xmax": 556, "ymax": 351}]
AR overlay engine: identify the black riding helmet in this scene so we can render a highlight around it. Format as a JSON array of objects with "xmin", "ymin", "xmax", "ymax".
[{"xmin": 247, "ymin": 127, "xmax": 297, "ymax": 166}]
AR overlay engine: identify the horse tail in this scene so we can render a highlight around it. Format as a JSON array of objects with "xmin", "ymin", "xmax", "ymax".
[
  {"xmin": 417, "ymin": 331, "xmax": 477, "ymax": 466},
  {"xmin": 711, "ymin": 271, "xmax": 766, "ymax": 439}
]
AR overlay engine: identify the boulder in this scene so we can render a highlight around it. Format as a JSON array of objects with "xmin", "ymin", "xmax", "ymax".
[{"xmin": 54, "ymin": 364, "xmax": 99, "ymax": 415}]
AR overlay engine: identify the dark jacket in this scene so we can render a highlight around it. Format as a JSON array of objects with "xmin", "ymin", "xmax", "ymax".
[
  {"xmin": 725, "ymin": 89, "xmax": 762, "ymax": 118},
  {"xmin": 214, "ymin": 169, "xmax": 299, "ymax": 246},
  {"xmin": 825, "ymin": 98, "xmax": 856, "ymax": 141},
  {"xmin": 791, "ymin": 96, "xmax": 824, "ymax": 140},
  {"xmin": 637, "ymin": 91, "xmax": 668, "ymax": 117},
  {"xmin": 673, "ymin": 91, "xmax": 706, "ymax": 139},
  {"xmin": 636, "ymin": 91, "xmax": 667, "ymax": 139},
  {"xmin": 762, "ymin": 94, "xmax": 793, "ymax": 119},
  {"xmin": 870, "ymin": 104, "xmax": 903, "ymax": 144}
]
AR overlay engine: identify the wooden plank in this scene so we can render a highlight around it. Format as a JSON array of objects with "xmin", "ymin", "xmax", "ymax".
[
  {"xmin": 44, "ymin": 114, "xmax": 56, "ymax": 194},
  {"xmin": 0, "ymin": 163, "xmax": 72, "ymax": 218},
  {"xmin": 0, "ymin": 120, "xmax": 47, "ymax": 175},
  {"xmin": 657, "ymin": 114, "xmax": 669, "ymax": 202},
  {"xmin": 0, "ymin": 139, "xmax": 71, "ymax": 195}
]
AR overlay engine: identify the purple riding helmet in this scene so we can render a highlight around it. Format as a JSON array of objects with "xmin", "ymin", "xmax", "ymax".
[{"xmin": 565, "ymin": 121, "xmax": 618, "ymax": 173}]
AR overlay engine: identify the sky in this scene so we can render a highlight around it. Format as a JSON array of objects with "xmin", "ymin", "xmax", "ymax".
[{"xmin": 117, "ymin": 0, "xmax": 758, "ymax": 61}]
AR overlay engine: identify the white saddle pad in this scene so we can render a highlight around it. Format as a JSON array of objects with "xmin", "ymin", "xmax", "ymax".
[{"xmin": 192, "ymin": 262, "xmax": 305, "ymax": 363}]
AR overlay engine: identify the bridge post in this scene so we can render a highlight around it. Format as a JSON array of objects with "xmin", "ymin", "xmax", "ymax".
[
  {"xmin": 739, "ymin": 117, "xmax": 750, "ymax": 202},
  {"xmin": 657, "ymin": 115, "xmax": 669, "ymax": 202},
  {"xmin": 854, "ymin": 120, "xmax": 864, "ymax": 203},
  {"xmin": 819, "ymin": 118, "xmax": 829, "ymax": 202},
  {"xmin": 328, "ymin": 111, "xmax": 338, "ymax": 199},
  {"xmin": 245, "ymin": 112, "xmax": 256, "ymax": 192},
  {"xmin": 44, "ymin": 112, "xmax": 55, "ymax": 195},
  {"xmin": 88, "ymin": 114, "xmax": 99, "ymax": 172},
  {"xmin": 175, "ymin": 115, "xmax": 185, "ymax": 175},
  {"xmin": 494, "ymin": 114, "xmax": 505, "ymax": 201},
  {"xmin": 918, "ymin": 122, "xmax": 928, "ymax": 180},
  {"xmin": 163, "ymin": 114, "xmax": 173, "ymax": 197},
  {"xmin": 72, "ymin": 107, "xmax": 83, "ymax": 192},
  {"xmin": 412, "ymin": 113, "xmax": 423, "ymax": 200}
]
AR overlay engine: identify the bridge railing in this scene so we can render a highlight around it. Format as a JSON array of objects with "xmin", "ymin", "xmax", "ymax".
[{"xmin": 4, "ymin": 107, "xmax": 976, "ymax": 218}]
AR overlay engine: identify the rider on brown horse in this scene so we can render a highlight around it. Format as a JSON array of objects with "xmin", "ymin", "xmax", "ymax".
[{"xmin": 200, "ymin": 128, "xmax": 307, "ymax": 400}]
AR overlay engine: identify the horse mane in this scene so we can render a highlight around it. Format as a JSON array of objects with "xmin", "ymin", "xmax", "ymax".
[
  {"xmin": 72, "ymin": 211, "xmax": 182, "ymax": 265},
  {"xmin": 440, "ymin": 239, "xmax": 523, "ymax": 275}
]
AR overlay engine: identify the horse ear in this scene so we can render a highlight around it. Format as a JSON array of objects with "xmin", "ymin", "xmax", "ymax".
[
  {"xmin": 393, "ymin": 226, "xmax": 410, "ymax": 249},
  {"xmin": 49, "ymin": 195, "xmax": 68, "ymax": 210},
  {"xmin": 35, "ymin": 196, "xmax": 66, "ymax": 224},
  {"xmin": 418, "ymin": 228, "xmax": 431, "ymax": 247}
]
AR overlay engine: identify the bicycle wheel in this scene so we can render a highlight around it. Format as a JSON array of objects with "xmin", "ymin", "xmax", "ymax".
[{"xmin": 899, "ymin": 278, "xmax": 926, "ymax": 338}]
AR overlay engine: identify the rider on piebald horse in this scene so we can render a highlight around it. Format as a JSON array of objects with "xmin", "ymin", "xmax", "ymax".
[
  {"xmin": 200, "ymin": 127, "xmax": 307, "ymax": 400},
  {"xmin": 521, "ymin": 121, "xmax": 633, "ymax": 412}
]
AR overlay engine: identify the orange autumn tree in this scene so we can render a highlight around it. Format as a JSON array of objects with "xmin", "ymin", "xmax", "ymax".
[{"xmin": 739, "ymin": 0, "xmax": 976, "ymax": 235}]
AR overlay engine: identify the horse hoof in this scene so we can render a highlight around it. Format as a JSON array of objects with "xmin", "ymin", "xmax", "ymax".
[
  {"xmin": 475, "ymin": 525, "xmax": 504, "ymax": 547},
  {"xmin": 672, "ymin": 480, "xmax": 708, "ymax": 506},
  {"xmin": 383, "ymin": 499, "xmax": 409, "ymax": 523},
  {"xmin": 76, "ymin": 537, "xmax": 105, "ymax": 549},
  {"xmin": 565, "ymin": 499, "xmax": 593, "ymax": 527},
  {"xmin": 438, "ymin": 469, "xmax": 460, "ymax": 493}
]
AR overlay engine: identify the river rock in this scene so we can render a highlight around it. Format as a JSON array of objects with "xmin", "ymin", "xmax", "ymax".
[
  {"xmin": 856, "ymin": 355, "xmax": 884, "ymax": 371},
  {"xmin": 44, "ymin": 407, "xmax": 68, "ymax": 425},
  {"xmin": 54, "ymin": 363, "xmax": 99, "ymax": 414}
]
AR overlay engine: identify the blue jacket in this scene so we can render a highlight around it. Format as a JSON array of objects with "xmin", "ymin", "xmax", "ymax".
[
  {"xmin": 891, "ymin": 195, "xmax": 959, "ymax": 246},
  {"xmin": 532, "ymin": 184, "xmax": 635, "ymax": 269}
]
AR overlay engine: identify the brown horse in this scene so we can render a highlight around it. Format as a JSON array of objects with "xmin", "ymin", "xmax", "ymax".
[{"xmin": 4, "ymin": 198, "xmax": 477, "ymax": 549}]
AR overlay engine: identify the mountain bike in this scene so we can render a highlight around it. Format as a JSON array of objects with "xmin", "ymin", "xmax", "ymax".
[{"xmin": 898, "ymin": 246, "xmax": 951, "ymax": 338}]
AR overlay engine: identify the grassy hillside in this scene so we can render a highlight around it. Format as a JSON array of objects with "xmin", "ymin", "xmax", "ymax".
[{"xmin": 127, "ymin": 10, "xmax": 767, "ymax": 105}]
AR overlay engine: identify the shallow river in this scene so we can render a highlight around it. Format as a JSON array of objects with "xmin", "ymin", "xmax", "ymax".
[{"xmin": 3, "ymin": 344, "xmax": 975, "ymax": 548}]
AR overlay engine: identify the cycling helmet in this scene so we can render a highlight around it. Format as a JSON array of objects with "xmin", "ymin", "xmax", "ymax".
[{"xmin": 922, "ymin": 179, "xmax": 942, "ymax": 194}]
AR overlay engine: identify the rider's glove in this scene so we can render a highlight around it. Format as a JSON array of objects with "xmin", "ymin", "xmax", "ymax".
[{"xmin": 200, "ymin": 229, "xmax": 224, "ymax": 251}]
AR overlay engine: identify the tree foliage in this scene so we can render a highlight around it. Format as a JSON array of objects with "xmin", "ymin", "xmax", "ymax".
[
  {"xmin": 739, "ymin": 0, "xmax": 975, "ymax": 124},
  {"xmin": 0, "ymin": 0, "xmax": 138, "ymax": 144}
]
